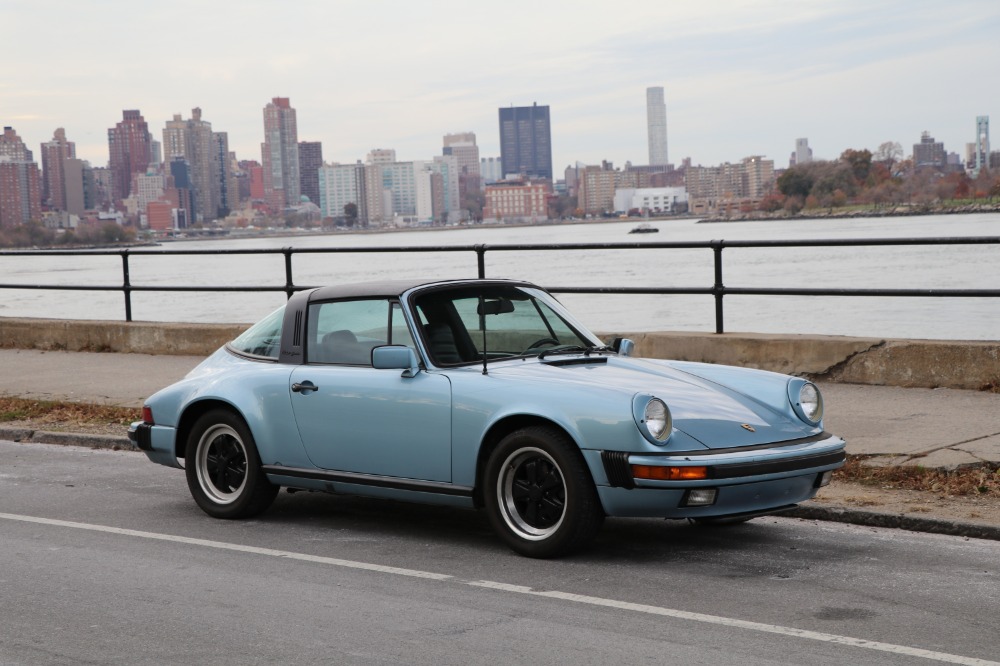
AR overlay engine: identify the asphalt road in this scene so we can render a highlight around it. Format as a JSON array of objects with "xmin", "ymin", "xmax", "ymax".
[{"xmin": 2, "ymin": 441, "xmax": 999, "ymax": 666}]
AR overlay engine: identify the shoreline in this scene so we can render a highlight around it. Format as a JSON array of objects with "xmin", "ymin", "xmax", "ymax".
[
  {"xmin": 698, "ymin": 202, "xmax": 1000, "ymax": 224},
  {"xmin": 4, "ymin": 205, "xmax": 999, "ymax": 250}
]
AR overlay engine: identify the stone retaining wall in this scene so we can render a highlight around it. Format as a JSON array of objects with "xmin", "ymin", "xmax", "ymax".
[{"xmin": 2, "ymin": 317, "xmax": 997, "ymax": 391}]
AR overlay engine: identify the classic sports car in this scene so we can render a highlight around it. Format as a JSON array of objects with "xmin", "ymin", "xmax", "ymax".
[{"xmin": 130, "ymin": 278, "xmax": 845, "ymax": 558}]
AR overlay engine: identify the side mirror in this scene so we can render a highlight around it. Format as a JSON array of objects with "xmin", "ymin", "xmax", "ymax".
[
  {"xmin": 611, "ymin": 337, "xmax": 635, "ymax": 357},
  {"xmin": 372, "ymin": 345, "xmax": 421, "ymax": 378}
]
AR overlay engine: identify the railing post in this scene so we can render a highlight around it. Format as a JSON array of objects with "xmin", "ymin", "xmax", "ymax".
[
  {"xmin": 283, "ymin": 248, "xmax": 294, "ymax": 299},
  {"xmin": 475, "ymin": 244, "xmax": 486, "ymax": 279},
  {"xmin": 712, "ymin": 241, "xmax": 724, "ymax": 334},
  {"xmin": 121, "ymin": 250, "xmax": 133, "ymax": 322}
]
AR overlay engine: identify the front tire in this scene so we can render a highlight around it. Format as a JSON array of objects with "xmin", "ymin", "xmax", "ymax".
[
  {"xmin": 484, "ymin": 426, "xmax": 603, "ymax": 558},
  {"xmin": 185, "ymin": 409, "xmax": 278, "ymax": 519}
]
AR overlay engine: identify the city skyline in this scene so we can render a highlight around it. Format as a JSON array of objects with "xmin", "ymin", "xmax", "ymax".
[{"xmin": 3, "ymin": 1, "xmax": 998, "ymax": 172}]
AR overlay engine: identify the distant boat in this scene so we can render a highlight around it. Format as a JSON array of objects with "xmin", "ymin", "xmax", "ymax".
[{"xmin": 628, "ymin": 223, "xmax": 659, "ymax": 234}]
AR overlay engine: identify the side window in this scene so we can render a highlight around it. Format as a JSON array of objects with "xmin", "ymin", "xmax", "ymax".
[
  {"xmin": 228, "ymin": 306, "xmax": 284, "ymax": 360},
  {"xmin": 308, "ymin": 299, "xmax": 415, "ymax": 365}
]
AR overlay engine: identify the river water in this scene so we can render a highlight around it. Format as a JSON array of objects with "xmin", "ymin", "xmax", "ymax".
[{"xmin": 2, "ymin": 214, "xmax": 998, "ymax": 341}]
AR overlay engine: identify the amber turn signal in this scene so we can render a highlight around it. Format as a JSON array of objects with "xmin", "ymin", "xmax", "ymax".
[{"xmin": 632, "ymin": 465, "xmax": 708, "ymax": 481}]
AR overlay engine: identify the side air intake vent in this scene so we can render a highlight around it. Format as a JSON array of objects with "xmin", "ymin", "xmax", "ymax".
[
  {"xmin": 601, "ymin": 450, "xmax": 634, "ymax": 489},
  {"xmin": 292, "ymin": 311, "xmax": 302, "ymax": 347}
]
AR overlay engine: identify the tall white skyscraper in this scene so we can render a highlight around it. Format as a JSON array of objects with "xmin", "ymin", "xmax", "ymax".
[
  {"xmin": 975, "ymin": 116, "xmax": 990, "ymax": 175},
  {"xmin": 795, "ymin": 138, "xmax": 813, "ymax": 166},
  {"xmin": 646, "ymin": 87, "xmax": 668, "ymax": 166}
]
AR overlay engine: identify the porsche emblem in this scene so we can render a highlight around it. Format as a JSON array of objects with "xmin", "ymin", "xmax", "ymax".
[{"xmin": 740, "ymin": 424, "xmax": 756, "ymax": 432}]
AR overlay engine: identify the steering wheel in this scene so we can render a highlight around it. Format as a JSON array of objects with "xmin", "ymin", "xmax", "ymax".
[{"xmin": 526, "ymin": 337, "xmax": 560, "ymax": 350}]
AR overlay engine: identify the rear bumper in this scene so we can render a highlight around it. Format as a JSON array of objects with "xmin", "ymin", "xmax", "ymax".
[{"xmin": 128, "ymin": 421, "xmax": 182, "ymax": 469}]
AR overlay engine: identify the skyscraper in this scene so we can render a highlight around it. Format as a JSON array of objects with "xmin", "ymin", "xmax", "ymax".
[
  {"xmin": 913, "ymin": 132, "xmax": 946, "ymax": 169},
  {"xmin": 40, "ymin": 128, "xmax": 76, "ymax": 211},
  {"xmin": 443, "ymin": 132, "xmax": 481, "ymax": 196},
  {"xmin": 0, "ymin": 125, "xmax": 33, "ymax": 162},
  {"xmin": 162, "ymin": 108, "xmax": 223, "ymax": 222},
  {"xmin": 794, "ymin": 138, "xmax": 813, "ymax": 166},
  {"xmin": 213, "ymin": 133, "xmax": 237, "ymax": 217},
  {"xmin": 975, "ymin": 116, "xmax": 990, "ymax": 175},
  {"xmin": 0, "ymin": 126, "xmax": 41, "ymax": 228},
  {"xmin": 646, "ymin": 87, "xmax": 668, "ymax": 166},
  {"xmin": 261, "ymin": 97, "xmax": 300, "ymax": 211},
  {"xmin": 108, "ymin": 110, "xmax": 153, "ymax": 203},
  {"xmin": 298, "ymin": 141, "xmax": 323, "ymax": 205},
  {"xmin": 498, "ymin": 103, "xmax": 553, "ymax": 181}
]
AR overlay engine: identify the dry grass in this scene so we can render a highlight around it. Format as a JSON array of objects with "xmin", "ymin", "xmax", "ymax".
[
  {"xmin": 836, "ymin": 455, "xmax": 1000, "ymax": 497},
  {"xmin": 0, "ymin": 397, "xmax": 139, "ymax": 428}
]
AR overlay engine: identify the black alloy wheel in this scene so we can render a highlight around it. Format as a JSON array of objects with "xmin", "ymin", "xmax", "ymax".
[
  {"xmin": 484, "ymin": 425, "xmax": 604, "ymax": 558},
  {"xmin": 185, "ymin": 409, "xmax": 278, "ymax": 519}
]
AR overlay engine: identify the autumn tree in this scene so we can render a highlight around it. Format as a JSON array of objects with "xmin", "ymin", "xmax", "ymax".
[
  {"xmin": 840, "ymin": 148, "xmax": 873, "ymax": 184},
  {"xmin": 776, "ymin": 168, "xmax": 814, "ymax": 198},
  {"xmin": 343, "ymin": 202, "xmax": 358, "ymax": 227},
  {"xmin": 874, "ymin": 142, "xmax": 903, "ymax": 172}
]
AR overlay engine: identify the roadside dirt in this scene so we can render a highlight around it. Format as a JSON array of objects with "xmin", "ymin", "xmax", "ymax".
[{"xmin": 813, "ymin": 480, "xmax": 1000, "ymax": 529}]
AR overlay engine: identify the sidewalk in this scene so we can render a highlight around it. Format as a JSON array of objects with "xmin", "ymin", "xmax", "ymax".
[{"xmin": 2, "ymin": 348, "xmax": 998, "ymax": 469}]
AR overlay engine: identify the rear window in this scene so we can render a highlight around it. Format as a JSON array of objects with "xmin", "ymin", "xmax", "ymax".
[{"xmin": 228, "ymin": 306, "xmax": 284, "ymax": 359}]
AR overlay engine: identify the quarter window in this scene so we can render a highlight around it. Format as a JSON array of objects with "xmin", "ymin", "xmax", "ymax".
[{"xmin": 228, "ymin": 306, "xmax": 284, "ymax": 360}]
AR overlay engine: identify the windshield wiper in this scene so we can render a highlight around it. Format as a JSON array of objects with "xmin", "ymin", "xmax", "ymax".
[{"xmin": 537, "ymin": 344, "xmax": 610, "ymax": 360}]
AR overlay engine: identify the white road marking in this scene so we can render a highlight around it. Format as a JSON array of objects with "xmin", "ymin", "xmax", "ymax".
[{"xmin": 2, "ymin": 511, "xmax": 995, "ymax": 666}]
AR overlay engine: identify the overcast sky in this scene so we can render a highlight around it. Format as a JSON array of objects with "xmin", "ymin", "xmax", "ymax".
[{"xmin": 3, "ymin": 0, "xmax": 998, "ymax": 174}]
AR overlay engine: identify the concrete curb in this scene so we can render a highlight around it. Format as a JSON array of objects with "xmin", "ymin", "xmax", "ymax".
[
  {"xmin": 783, "ymin": 505, "xmax": 1000, "ymax": 542},
  {"xmin": 0, "ymin": 427, "xmax": 135, "ymax": 451}
]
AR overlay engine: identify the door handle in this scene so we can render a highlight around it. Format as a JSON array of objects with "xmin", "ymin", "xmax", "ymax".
[{"xmin": 291, "ymin": 381, "xmax": 319, "ymax": 393}]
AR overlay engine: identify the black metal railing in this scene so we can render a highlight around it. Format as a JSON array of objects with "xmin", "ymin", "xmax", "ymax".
[{"xmin": 2, "ymin": 236, "xmax": 998, "ymax": 333}]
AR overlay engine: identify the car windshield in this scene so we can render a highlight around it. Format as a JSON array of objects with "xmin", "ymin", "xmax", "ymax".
[{"xmin": 411, "ymin": 285, "xmax": 604, "ymax": 366}]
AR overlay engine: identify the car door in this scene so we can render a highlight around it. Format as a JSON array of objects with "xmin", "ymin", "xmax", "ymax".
[{"xmin": 288, "ymin": 298, "xmax": 453, "ymax": 482}]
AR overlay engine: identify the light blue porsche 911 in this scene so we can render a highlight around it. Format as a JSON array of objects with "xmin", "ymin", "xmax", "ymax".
[{"xmin": 129, "ymin": 278, "xmax": 845, "ymax": 558}]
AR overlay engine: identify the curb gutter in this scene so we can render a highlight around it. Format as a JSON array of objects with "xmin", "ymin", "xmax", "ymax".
[
  {"xmin": 4, "ymin": 428, "xmax": 998, "ymax": 543},
  {"xmin": 783, "ymin": 505, "xmax": 1000, "ymax": 542},
  {"xmin": 0, "ymin": 427, "xmax": 134, "ymax": 451}
]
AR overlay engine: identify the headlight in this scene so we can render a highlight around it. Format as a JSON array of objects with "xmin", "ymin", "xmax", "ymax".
[
  {"xmin": 796, "ymin": 382, "xmax": 824, "ymax": 424},
  {"xmin": 643, "ymin": 398, "xmax": 672, "ymax": 442}
]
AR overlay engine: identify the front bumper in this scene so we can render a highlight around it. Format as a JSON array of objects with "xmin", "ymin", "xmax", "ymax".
[
  {"xmin": 589, "ymin": 433, "xmax": 846, "ymax": 518},
  {"xmin": 597, "ymin": 472, "xmax": 827, "ymax": 518}
]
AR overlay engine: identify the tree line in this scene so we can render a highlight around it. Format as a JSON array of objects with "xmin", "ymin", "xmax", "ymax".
[
  {"xmin": 762, "ymin": 144, "xmax": 1000, "ymax": 215},
  {"xmin": 0, "ymin": 221, "xmax": 137, "ymax": 249}
]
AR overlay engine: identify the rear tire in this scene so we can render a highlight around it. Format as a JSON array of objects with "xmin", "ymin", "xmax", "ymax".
[
  {"xmin": 484, "ymin": 426, "xmax": 604, "ymax": 558},
  {"xmin": 185, "ymin": 409, "xmax": 278, "ymax": 519}
]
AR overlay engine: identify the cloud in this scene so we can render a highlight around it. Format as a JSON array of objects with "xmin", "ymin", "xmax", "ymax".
[{"xmin": 2, "ymin": 0, "xmax": 997, "ymax": 170}]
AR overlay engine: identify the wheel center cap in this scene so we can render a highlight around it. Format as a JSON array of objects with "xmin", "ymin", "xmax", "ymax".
[{"xmin": 529, "ymin": 487, "xmax": 543, "ymax": 502}]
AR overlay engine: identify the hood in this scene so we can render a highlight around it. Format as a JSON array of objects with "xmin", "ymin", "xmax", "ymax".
[{"xmin": 485, "ymin": 356, "xmax": 816, "ymax": 447}]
